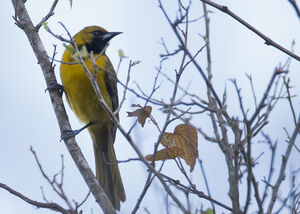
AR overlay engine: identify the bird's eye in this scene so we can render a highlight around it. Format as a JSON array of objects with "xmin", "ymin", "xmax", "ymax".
[{"xmin": 92, "ymin": 31, "xmax": 100, "ymax": 37}]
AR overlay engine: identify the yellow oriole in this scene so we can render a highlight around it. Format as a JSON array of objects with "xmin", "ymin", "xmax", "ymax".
[{"xmin": 60, "ymin": 26, "xmax": 125, "ymax": 210}]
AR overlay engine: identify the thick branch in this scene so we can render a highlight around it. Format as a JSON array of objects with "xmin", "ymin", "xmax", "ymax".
[{"xmin": 11, "ymin": 0, "xmax": 115, "ymax": 213}]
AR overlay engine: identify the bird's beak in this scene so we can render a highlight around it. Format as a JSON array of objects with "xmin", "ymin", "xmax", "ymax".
[{"xmin": 103, "ymin": 32, "xmax": 123, "ymax": 41}]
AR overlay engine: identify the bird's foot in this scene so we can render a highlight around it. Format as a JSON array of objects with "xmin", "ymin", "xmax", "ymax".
[
  {"xmin": 45, "ymin": 83, "xmax": 64, "ymax": 96},
  {"xmin": 60, "ymin": 121, "xmax": 95, "ymax": 141}
]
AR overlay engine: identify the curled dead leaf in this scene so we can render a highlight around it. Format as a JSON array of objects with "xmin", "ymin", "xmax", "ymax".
[{"xmin": 127, "ymin": 105, "xmax": 152, "ymax": 127}]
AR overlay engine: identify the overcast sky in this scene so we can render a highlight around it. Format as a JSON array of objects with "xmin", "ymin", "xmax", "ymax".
[{"xmin": 1, "ymin": 0, "xmax": 300, "ymax": 213}]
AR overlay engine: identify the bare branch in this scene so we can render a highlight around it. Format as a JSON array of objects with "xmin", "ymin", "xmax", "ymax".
[
  {"xmin": 158, "ymin": 0, "xmax": 230, "ymax": 121},
  {"xmin": 30, "ymin": 147, "xmax": 73, "ymax": 209},
  {"xmin": 261, "ymin": 133, "xmax": 277, "ymax": 204},
  {"xmin": 249, "ymin": 69, "xmax": 282, "ymax": 126},
  {"xmin": 283, "ymin": 77, "xmax": 297, "ymax": 126},
  {"xmin": 0, "ymin": 183, "xmax": 70, "ymax": 214},
  {"xmin": 267, "ymin": 115, "xmax": 300, "ymax": 214},
  {"xmin": 11, "ymin": 1, "xmax": 116, "ymax": 213},
  {"xmin": 116, "ymin": 60, "xmax": 133, "ymax": 112},
  {"xmin": 160, "ymin": 172, "xmax": 233, "ymax": 212},
  {"xmin": 200, "ymin": 0, "xmax": 300, "ymax": 61},
  {"xmin": 131, "ymin": 173, "xmax": 155, "ymax": 214},
  {"xmin": 35, "ymin": 0, "xmax": 59, "ymax": 30},
  {"xmin": 287, "ymin": 0, "xmax": 300, "ymax": 18},
  {"xmin": 198, "ymin": 159, "xmax": 216, "ymax": 213}
]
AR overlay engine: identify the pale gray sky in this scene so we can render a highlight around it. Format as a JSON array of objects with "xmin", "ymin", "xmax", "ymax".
[{"xmin": 1, "ymin": 0, "xmax": 299, "ymax": 213}]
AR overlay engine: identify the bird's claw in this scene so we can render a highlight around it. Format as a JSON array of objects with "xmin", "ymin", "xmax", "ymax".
[
  {"xmin": 60, "ymin": 129, "xmax": 81, "ymax": 141},
  {"xmin": 60, "ymin": 122, "xmax": 95, "ymax": 141},
  {"xmin": 45, "ymin": 83, "xmax": 64, "ymax": 96}
]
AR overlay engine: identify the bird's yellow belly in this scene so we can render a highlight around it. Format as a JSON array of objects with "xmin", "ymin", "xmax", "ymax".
[{"xmin": 61, "ymin": 63, "xmax": 112, "ymax": 127}]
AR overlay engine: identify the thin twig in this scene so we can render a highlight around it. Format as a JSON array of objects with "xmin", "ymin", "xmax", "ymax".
[
  {"xmin": 117, "ymin": 60, "xmax": 133, "ymax": 112},
  {"xmin": 35, "ymin": 0, "xmax": 59, "ymax": 30},
  {"xmin": 267, "ymin": 115, "xmax": 300, "ymax": 214},
  {"xmin": 200, "ymin": 0, "xmax": 300, "ymax": 61},
  {"xmin": 283, "ymin": 77, "xmax": 297, "ymax": 126},
  {"xmin": 30, "ymin": 147, "xmax": 73, "ymax": 209},
  {"xmin": 249, "ymin": 69, "xmax": 281, "ymax": 126},
  {"xmin": 0, "ymin": 183, "xmax": 70, "ymax": 214},
  {"xmin": 159, "ymin": 0, "xmax": 230, "ymax": 121},
  {"xmin": 231, "ymin": 79, "xmax": 247, "ymax": 120},
  {"xmin": 160, "ymin": 173, "xmax": 233, "ymax": 212},
  {"xmin": 245, "ymin": 74, "xmax": 258, "ymax": 110},
  {"xmin": 261, "ymin": 133, "xmax": 277, "ymax": 204},
  {"xmin": 287, "ymin": 0, "xmax": 300, "ymax": 18},
  {"xmin": 131, "ymin": 173, "xmax": 155, "ymax": 214},
  {"xmin": 198, "ymin": 159, "xmax": 216, "ymax": 213}
]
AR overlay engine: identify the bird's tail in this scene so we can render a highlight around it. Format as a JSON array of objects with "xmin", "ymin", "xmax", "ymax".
[{"xmin": 89, "ymin": 125, "xmax": 126, "ymax": 211}]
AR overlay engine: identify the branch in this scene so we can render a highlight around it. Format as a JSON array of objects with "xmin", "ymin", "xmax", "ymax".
[
  {"xmin": 131, "ymin": 173, "xmax": 155, "ymax": 214},
  {"xmin": 0, "ymin": 183, "xmax": 70, "ymax": 214},
  {"xmin": 261, "ymin": 133, "xmax": 277, "ymax": 204},
  {"xmin": 30, "ymin": 147, "xmax": 73, "ymax": 210},
  {"xmin": 198, "ymin": 159, "xmax": 216, "ymax": 213},
  {"xmin": 11, "ymin": 0, "xmax": 116, "ymax": 213},
  {"xmin": 283, "ymin": 77, "xmax": 297, "ymax": 126},
  {"xmin": 249, "ymin": 69, "xmax": 281, "ymax": 126},
  {"xmin": 231, "ymin": 79, "xmax": 247, "ymax": 120},
  {"xmin": 117, "ymin": 60, "xmax": 133, "ymax": 112},
  {"xmin": 35, "ymin": 0, "xmax": 59, "ymax": 30},
  {"xmin": 267, "ymin": 115, "xmax": 300, "ymax": 214},
  {"xmin": 159, "ymin": 173, "xmax": 233, "ymax": 212},
  {"xmin": 158, "ymin": 0, "xmax": 230, "ymax": 122},
  {"xmin": 200, "ymin": 0, "xmax": 300, "ymax": 61},
  {"xmin": 288, "ymin": 0, "xmax": 300, "ymax": 18}
]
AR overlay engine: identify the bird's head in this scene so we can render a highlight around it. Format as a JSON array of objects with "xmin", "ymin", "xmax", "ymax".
[{"xmin": 73, "ymin": 26, "xmax": 122, "ymax": 54}]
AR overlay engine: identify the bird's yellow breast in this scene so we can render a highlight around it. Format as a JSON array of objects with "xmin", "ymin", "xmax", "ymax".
[{"xmin": 60, "ymin": 49, "xmax": 113, "ymax": 126}]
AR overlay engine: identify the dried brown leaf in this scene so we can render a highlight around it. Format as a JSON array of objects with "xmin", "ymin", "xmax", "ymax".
[
  {"xmin": 127, "ymin": 106, "xmax": 152, "ymax": 127},
  {"xmin": 145, "ymin": 124, "xmax": 198, "ymax": 171},
  {"xmin": 145, "ymin": 146, "xmax": 184, "ymax": 161},
  {"xmin": 173, "ymin": 124, "xmax": 198, "ymax": 171}
]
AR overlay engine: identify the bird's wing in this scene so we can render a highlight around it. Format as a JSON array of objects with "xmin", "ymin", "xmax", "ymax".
[{"xmin": 104, "ymin": 55, "xmax": 119, "ymax": 142}]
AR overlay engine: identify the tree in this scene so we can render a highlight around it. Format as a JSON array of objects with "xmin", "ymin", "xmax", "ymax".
[{"xmin": 1, "ymin": 0, "xmax": 300, "ymax": 213}]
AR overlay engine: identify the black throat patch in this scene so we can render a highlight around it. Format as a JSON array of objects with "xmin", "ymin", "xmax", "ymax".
[{"xmin": 85, "ymin": 31, "xmax": 108, "ymax": 54}]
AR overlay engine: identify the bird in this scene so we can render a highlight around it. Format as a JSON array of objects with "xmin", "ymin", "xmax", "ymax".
[{"xmin": 60, "ymin": 26, "xmax": 125, "ymax": 210}]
